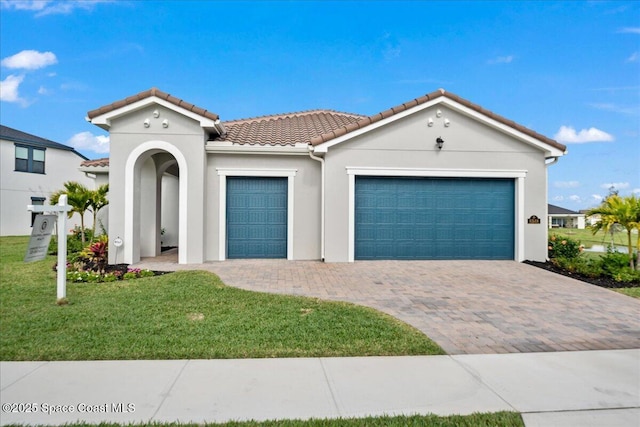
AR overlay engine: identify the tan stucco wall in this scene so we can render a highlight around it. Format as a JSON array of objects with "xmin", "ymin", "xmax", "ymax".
[
  {"xmin": 322, "ymin": 105, "xmax": 550, "ymax": 262},
  {"xmin": 205, "ymin": 153, "xmax": 321, "ymax": 261},
  {"xmin": 105, "ymin": 104, "xmax": 207, "ymax": 264}
]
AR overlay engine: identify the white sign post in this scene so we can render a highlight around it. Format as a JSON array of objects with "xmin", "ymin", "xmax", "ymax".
[{"xmin": 27, "ymin": 195, "xmax": 71, "ymax": 303}]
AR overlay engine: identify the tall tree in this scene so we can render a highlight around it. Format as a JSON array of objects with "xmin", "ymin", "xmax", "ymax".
[
  {"xmin": 587, "ymin": 194, "xmax": 640, "ymax": 269},
  {"xmin": 88, "ymin": 184, "xmax": 109, "ymax": 239},
  {"xmin": 50, "ymin": 181, "xmax": 92, "ymax": 244}
]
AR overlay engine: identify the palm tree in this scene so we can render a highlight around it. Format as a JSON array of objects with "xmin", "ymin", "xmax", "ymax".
[
  {"xmin": 50, "ymin": 181, "xmax": 92, "ymax": 244},
  {"xmin": 88, "ymin": 184, "xmax": 109, "ymax": 239},
  {"xmin": 587, "ymin": 194, "xmax": 640, "ymax": 269}
]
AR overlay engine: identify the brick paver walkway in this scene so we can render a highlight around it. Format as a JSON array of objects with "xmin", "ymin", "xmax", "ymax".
[{"xmin": 135, "ymin": 256, "xmax": 640, "ymax": 355}]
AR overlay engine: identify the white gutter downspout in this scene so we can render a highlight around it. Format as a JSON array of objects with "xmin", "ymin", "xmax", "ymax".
[{"xmin": 308, "ymin": 145, "xmax": 325, "ymax": 261}]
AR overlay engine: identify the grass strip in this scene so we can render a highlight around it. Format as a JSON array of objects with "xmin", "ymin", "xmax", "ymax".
[{"xmin": 1, "ymin": 412, "xmax": 524, "ymax": 427}]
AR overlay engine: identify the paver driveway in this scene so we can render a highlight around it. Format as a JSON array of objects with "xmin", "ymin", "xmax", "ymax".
[{"xmin": 136, "ymin": 257, "xmax": 640, "ymax": 354}]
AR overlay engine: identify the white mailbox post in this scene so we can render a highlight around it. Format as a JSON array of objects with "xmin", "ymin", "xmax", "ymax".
[{"xmin": 27, "ymin": 194, "xmax": 71, "ymax": 302}]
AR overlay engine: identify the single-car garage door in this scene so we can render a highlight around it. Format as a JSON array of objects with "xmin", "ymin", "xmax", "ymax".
[
  {"xmin": 227, "ymin": 177, "xmax": 287, "ymax": 258},
  {"xmin": 355, "ymin": 177, "xmax": 514, "ymax": 260}
]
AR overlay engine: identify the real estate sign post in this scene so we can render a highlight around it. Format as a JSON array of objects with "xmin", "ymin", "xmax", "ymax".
[{"xmin": 27, "ymin": 195, "xmax": 70, "ymax": 302}]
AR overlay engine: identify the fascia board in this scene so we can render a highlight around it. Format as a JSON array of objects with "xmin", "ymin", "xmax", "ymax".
[
  {"xmin": 89, "ymin": 96, "xmax": 218, "ymax": 129},
  {"xmin": 313, "ymin": 97, "xmax": 565, "ymax": 158},
  {"xmin": 437, "ymin": 98, "xmax": 566, "ymax": 158},
  {"xmin": 313, "ymin": 98, "xmax": 441, "ymax": 153}
]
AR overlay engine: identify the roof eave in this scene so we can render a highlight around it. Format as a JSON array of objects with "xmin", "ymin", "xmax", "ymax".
[
  {"xmin": 88, "ymin": 96, "xmax": 219, "ymax": 131},
  {"xmin": 312, "ymin": 93, "xmax": 566, "ymax": 157}
]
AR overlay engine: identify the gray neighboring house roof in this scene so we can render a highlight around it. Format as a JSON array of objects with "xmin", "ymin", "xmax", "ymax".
[
  {"xmin": 0, "ymin": 125, "xmax": 88, "ymax": 160},
  {"xmin": 548, "ymin": 204, "xmax": 581, "ymax": 215}
]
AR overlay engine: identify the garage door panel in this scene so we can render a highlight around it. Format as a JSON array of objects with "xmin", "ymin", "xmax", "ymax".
[
  {"xmin": 227, "ymin": 177, "xmax": 287, "ymax": 259},
  {"xmin": 355, "ymin": 177, "xmax": 514, "ymax": 260}
]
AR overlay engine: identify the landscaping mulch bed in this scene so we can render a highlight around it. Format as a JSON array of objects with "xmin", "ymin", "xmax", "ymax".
[
  {"xmin": 103, "ymin": 263, "xmax": 170, "ymax": 277},
  {"xmin": 524, "ymin": 260, "xmax": 637, "ymax": 289}
]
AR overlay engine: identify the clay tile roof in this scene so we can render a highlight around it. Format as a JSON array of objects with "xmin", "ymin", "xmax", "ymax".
[
  {"xmin": 218, "ymin": 109, "xmax": 366, "ymax": 146},
  {"xmin": 86, "ymin": 87, "xmax": 219, "ymax": 121},
  {"xmin": 310, "ymin": 89, "xmax": 567, "ymax": 153},
  {"xmin": 80, "ymin": 157, "xmax": 109, "ymax": 168}
]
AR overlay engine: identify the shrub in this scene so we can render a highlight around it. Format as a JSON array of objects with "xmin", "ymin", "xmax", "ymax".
[
  {"xmin": 122, "ymin": 272, "xmax": 138, "ymax": 280},
  {"xmin": 48, "ymin": 227, "xmax": 94, "ymax": 255},
  {"xmin": 548, "ymin": 234, "xmax": 582, "ymax": 259},
  {"xmin": 139, "ymin": 269, "xmax": 155, "ymax": 278},
  {"xmin": 599, "ymin": 250, "xmax": 633, "ymax": 279}
]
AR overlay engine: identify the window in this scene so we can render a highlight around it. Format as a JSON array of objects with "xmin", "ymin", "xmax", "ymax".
[
  {"xmin": 30, "ymin": 197, "xmax": 45, "ymax": 227},
  {"xmin": 15, "ymin": 145, "xmax": 45, "ymax": 174}
]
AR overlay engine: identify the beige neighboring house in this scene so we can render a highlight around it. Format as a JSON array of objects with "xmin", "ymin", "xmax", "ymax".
[
  {"xmin": 548, "ymin": 204, "xmax": 586, "ymax": 229},
  {"xmin": 86, "ymin": 88, "xmax": 567, "ymax": 265},
  {"xmin": 0, "ymin": 125, "xmax": 95, "ymax": 236}
]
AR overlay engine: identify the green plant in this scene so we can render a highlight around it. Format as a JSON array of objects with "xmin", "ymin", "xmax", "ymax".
[
  {"xmin": 599, "ymin": 250, "xmax": 634, "ymax": 278},
  {"xmin": 50, "ymin": 182, "xmax": 93, "ymax": 244},
  {"xmin": 122, "ymin": 272, "xmax": 138, "ymax": 280},
  {"xmin": 548, "ymin": 234, "xmax": 582, "ymax": 259},
  {"xmin": 587, "ymin": 194, "xmax": 640, "ymax": 269},
  {"xmin": 139, "ymin": 269, "xmax": 155, "ymax": 278},
  {"xmin": 613, "ymin": 269, "xmax": 640, "ymax": 283}
]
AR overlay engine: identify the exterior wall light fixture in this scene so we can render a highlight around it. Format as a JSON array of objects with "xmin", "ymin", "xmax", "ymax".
[{"xmin": 436, "ymin": 137, "xmax": 445, "ymax": 149}]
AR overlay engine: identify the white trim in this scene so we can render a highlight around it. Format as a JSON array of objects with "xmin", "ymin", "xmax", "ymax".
[
  {"xmin": 516, "ymin": 177, "xmax": 525, "ymax": 262},
  {"xmin": 346, "ymin": 167, "xmax": 527, "ymax": 178},
  {"xmin": 313, "ymin": 97, "xmax": 565, "ymax": 157},
  {"xmin": 206, "ymin": 142, "xmax": 309, "ymax": 155},
  {"xmin": 217, "ymin": 168, "xmax": 298, "ymax": 177},
  {"xmin": 346, "ymin": 167, "xmax": 527, "ymax": 262},
  {"xmin": 125, "ymin": 140, "xmax": 189, "ymax": 264},
  {"xmin": 91, "ymin": 96, "xmax": 218, "ymax": 130},
  {"xmin": 217, "ymin": 168, "xmax": 297, "ymax": 261}
]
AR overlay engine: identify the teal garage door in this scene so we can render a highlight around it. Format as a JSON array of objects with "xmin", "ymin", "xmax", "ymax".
[
  {"xmin": 355, "ymin": 177, "xmax": 514, "ymax": 260},
  {"xmin": 227, "ymin": 177, "xmax": 287, "ymax": 258}
]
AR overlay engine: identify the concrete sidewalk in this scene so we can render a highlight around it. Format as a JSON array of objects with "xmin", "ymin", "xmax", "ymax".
[{"xmin": 1, "ymin": 350, "xmax": 639, "ymax": 426}]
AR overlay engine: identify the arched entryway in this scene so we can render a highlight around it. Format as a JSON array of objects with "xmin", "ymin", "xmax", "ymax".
[{"xmin": 124, "ymin": 140, "xmax": 189, "ymax": 264}]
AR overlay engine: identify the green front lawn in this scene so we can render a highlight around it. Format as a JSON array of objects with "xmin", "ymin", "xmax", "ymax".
[
  {"xmin": 0, "ymin": 236, "xmax": 443, "ymax": 360},
  {"xmin": 4, "ymin": 412, "xmax": 524, "ymax": 427},
  {"xmin": 615, "ymin": 287, "xmax": 640, "ymax": 298},
  {"xmin": 551, "ymin": 227, "xmax": 632, "ymax": 249}
]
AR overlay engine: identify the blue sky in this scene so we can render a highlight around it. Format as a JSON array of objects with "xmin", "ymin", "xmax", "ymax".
[{"xmin": 1, "ymin": 0, "xmax": 638, "ymax": 210}]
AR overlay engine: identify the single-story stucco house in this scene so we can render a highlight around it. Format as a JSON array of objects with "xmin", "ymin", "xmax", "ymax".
[
  {"xmin": 548, "ymin": 204, "xmax": 586, "ymax": 229},
  {"xmin": 83, "ymin": 88, "xmax": 566, "ymax": 265},
  {"xmin": 0, "ymin": 125, "xmax": 94, "ymax": 236}
]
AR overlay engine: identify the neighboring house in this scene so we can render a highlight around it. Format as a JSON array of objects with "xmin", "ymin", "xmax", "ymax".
[
  {"xmin": 86, "ymin": 88, "xmax": 566, "ymax": 265},
  {"xmin": 0, "ymin": 125, "xmax": 94, "ymax": 236},
  {"xmin": 548, "ymin": 204, "xmax": 586, "ymax": 229}
]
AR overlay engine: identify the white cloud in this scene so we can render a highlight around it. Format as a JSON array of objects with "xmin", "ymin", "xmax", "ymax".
[
  {"xmin": 1, "ymin": 0, "xmax": 113, "ymax": 17},
  {"xmin": 553, "ymin": 195, "xmax": 564, "ymax": 202},
  {"xmin": 600, "ymin": 182, "xmax": 630, "ymax": 190},
  {"xmin": 0, "ymin": 74, "xmax": 26, "ymax": 104},
  {"xmin": 632, "ymin": 188, "xmax": 640, "ymax": 195},
  {"xmin": 627, "ymin": 52, "xmax": 639, "ymax": 62},
  {"xmin": 554, "ymin": 125, "xmax": 614, "ymax": 143},
  {"xmin": 618, "ymin": 27, "xmax": 640, "ymax": 34},
  {"xmin": 488, "ymin": 55, "xmax": 514, "ymax": 64},
  {"xmin": 37, "ymin": 86, "xmax": 51, "ymax": 95},
  {"xmin": 589, "ymin": 102, "xmax": 639, "ymax": 116},
  {"xmin": 554, "ymin": 181, "xmax": 580, "ymax": 188},
  {"xmin": 591, "ymin": 194, "xmax": 603, "ymax": 202},
  {"xmin": 1, "ymin": 50, "xmax": 57, "ymax": 70},
  {"xmin": 67, "ymin": 132, "xmax": 110, "ymax": 154},
  {"xmin": 0, "ymin": 1, "xmax": 50, "ymax": 11},
  {"xmin": 568, "ymin": 195, "xmax": 581, "ymax": 202}
]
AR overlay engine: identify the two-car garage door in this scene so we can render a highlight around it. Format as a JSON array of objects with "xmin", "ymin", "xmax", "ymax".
[{"xmin": 355, "ymin": 177, "xmax": 515, "ymax": 260}]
